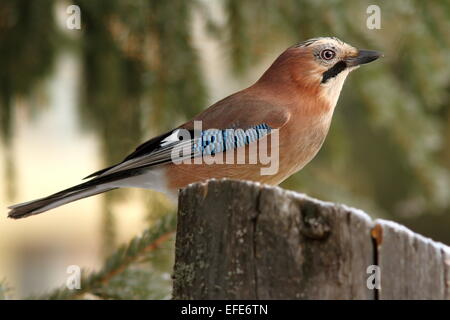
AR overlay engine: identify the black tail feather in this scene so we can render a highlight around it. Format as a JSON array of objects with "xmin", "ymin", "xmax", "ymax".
[{"xmin": 8, "ymin": 186, "xmax": 116, "ymax": 219}]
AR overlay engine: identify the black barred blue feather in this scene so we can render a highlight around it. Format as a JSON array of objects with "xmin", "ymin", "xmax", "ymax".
[
  {"xmin": 192, "ymin": 123, "xmax": 272, "ymax": 156},
  {"xmin": 84, "ymin": 123, "xmax": 272, "ymax": 179}
]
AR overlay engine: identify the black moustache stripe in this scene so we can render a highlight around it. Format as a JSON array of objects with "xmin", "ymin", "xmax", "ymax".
[{"xmin": 321, "ymin": 61, "xmax": 347, "ymax": 83}]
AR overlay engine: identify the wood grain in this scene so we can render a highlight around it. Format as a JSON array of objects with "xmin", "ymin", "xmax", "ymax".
[{"xmin": 172, "ymin": 179, "xmax": 450, "ymax": 300}]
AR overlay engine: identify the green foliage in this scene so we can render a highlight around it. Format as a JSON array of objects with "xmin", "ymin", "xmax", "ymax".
[
  {"xmin": 36, "ymin": 212, "xmax": 176, "ymax": 300},
  {"xmin": 0, "ymin": 0, "xmax": 60, "ymax": 201},
  {"xmin": 92, "ymin": 241, "xmax": 174, "ymax": 300},
  {"xmin": 0, "ymin": 0, "xmax": 449, "ymax": 299},
  {"xmin": 0, "ymin": 0, "xmax": 59, "ymax": 142}
]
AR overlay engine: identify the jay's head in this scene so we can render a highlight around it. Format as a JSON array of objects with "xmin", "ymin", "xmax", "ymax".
[{"xmin": 259, "ymin": 37, "xmax": 382, "ymax": 108}]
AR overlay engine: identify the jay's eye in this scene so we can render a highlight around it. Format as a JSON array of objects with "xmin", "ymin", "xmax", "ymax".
[{"xmin": 320, "ymin": 49, "xmax": 336, "ymax": 60}]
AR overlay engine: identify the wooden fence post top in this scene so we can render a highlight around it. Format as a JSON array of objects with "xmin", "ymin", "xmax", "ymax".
[{"xmin": 173, "ymin": 179, "xmax": 450, "ymax": 300}]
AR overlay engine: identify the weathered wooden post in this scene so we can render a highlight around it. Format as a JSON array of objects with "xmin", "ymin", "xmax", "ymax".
[{"xmin": 172, "ymin": 179, "xmax": 450, "ymax": 299}]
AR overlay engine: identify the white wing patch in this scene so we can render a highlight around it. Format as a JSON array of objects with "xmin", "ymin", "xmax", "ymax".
[
  {"xmin": 160, "ymin": 129, "xmax": 181, "ymax": 147},
  {"xmin": 94, "ymin": 124, "xmax": 272, "ymax": 178}
]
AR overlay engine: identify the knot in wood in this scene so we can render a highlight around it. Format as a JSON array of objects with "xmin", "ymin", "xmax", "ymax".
[{"xmin": 299, "ymin": 202, "xmax": 331, "ymax": 240}]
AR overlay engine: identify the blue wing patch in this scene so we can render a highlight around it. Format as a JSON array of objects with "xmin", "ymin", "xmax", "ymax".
[{"xmin": 192, "ymin": 123, "xmax": 272, "ymax": 156}]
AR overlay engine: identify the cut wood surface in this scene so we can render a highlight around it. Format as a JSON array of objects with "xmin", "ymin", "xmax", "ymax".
[{"xmin": 172, "ymin": 179, "xmax": 450, "ymax": 300}]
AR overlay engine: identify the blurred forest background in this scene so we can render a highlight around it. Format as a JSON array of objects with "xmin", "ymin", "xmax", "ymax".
[{"xmin": 0, "ymin": 0, "xmax": 449, "ymax": 299}]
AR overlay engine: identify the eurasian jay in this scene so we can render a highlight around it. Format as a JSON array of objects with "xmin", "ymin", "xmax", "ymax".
[{"xmin": 8, "ymin": 37, "xmax": 381, "ymax": 219}]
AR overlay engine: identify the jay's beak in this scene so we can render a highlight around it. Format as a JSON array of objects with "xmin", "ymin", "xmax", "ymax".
[{"xmin": 346, "ymin": 50, "xmax": 383, "ymax": 67}]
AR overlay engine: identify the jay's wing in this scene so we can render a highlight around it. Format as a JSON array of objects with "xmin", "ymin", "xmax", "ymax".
[
  {"xmin": 7, "ymin": 98, "xmax": 289, "ymax": 219},
  {"xmin": 84, "ymin": 97, "xmax": 290, "ymax": 179}
]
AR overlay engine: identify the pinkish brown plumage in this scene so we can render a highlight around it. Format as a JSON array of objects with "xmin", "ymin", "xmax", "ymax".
[{"xmin": 8, "ymin": 37, "xmax": 381, "ymax": 219}]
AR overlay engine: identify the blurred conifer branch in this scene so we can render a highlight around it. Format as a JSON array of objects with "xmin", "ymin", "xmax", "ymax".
[
  {"xmin": 34, "ymin": 212, "xmax": 176, "ymax": 300},
  {"xmin": 0, "ymin": 0, "xmax": 449, "ymax": 299}
]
